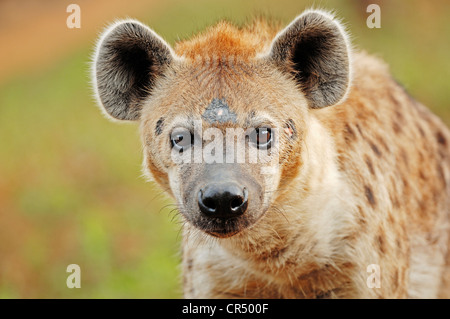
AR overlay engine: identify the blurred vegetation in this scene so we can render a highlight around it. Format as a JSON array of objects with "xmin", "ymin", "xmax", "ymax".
[{"xmin": 0, "ymin": 0, "xmax": 449, "ymax": 298}]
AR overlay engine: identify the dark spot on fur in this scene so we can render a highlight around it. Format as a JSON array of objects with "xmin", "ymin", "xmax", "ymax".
[
  {"xmin": 392, "ymin": 120, "xmax": 402, "ymax": 134},
  {"xmin": 155, "ymin": 117, "xmax": 164, "ymax": 135},
  {"xmin": 365, "ymin": 156, "xmax": 375, "ymax": 175},
  {"xmin": 316, "ymin": 290, "xmax": 334, "ymax": 299},
  {"xmin": 418, "ymin": 169, "xmax": 427, "ymax": 181},
  {"xmin": 343, "ymin": 231, "xmax": 358, "ymax": 242},
  {"xmin": 358, "ymin": 216, "xmax": 367, "ymax": 230},
  {"xmin": 355, "ymin": 123, "xmax": 364, "ymax": 137},
  {"xmin": 344, "ymin": 123, "xmax": 356, "ymax": 144},
  {"xmin": 356, "ymin": 205, "xmax": 367, "ymax": 229},
  {"xmin": 187, "ymin": 257, "xmax": 193, "ymax": 271},
  {"xmin": 389, "ymin": 90, "xmax": 407, "ymax": 123},
  {"xmin": 376, "ymin": 233, "xmax": 386, "ymax": 254},
  {"xmin": 369, "ymin": 141, "xmax": 382, "ymax": 157},
  {"xmin": 436, "ymin": 131, "xmax": 447, "ymax": 146},
  {"xmin": 268, "ymin": 245, "xmax": 289, "ymax": 259},
  {"xmin": 365, "ymin": 185, "xmax": 376, "ymax": 207},
  {"xmin": 389, "ymin": 176, "xmax": 400, "ymax": 206},
  {"xmin": 417, "ymin": 199, "xmax": 427, "ymax": 217},
  {"xmin": 376, "ymin": 135, "xmax": 389, "ymax": 152}
]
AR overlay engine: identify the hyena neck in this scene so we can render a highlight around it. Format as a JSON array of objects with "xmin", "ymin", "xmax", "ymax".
[{"xmin": 222, "ymin": 115, "xmax": 356, "ymax": 273}]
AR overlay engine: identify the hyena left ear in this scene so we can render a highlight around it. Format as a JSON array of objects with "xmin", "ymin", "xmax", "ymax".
[
  {"xmin": 267, "ymin": 10, "xmax": 351, "ymax": 108},
  {"xmin": 92, "ymin": 20, "xmax": 175, "ymax": 121}
]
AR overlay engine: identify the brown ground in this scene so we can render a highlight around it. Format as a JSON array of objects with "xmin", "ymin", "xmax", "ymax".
[{"xmin": 0, "ymin": 0, "xmax": 162, "ymax": 85}]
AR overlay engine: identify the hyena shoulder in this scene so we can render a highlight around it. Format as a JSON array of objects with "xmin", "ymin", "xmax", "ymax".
[
  {"xmin": 315, "ymin": 51, "xmax": 450, "ymax": 298},
  {"xmin": 320, "ymin": 50, "xmax": 450, "ymax": 228}
]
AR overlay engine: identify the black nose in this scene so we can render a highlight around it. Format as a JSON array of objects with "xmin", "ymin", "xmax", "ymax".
[{"xmin": 198, "ymin": 183, "xmax": 248, "ymax": 219}]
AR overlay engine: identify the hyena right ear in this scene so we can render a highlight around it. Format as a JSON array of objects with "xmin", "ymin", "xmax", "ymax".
[
  {"xmin": 267, "ymin": 10, "xmax": 351, "ymax": 108},
  {"xmin": 92, "ymin": 20, "xmax": 174, "ymax": 121}
]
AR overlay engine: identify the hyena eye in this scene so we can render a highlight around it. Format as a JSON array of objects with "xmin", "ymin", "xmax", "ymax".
[
  {"xmin": 170, "ymin": 130, "xmax": 193, "ymax": 152},
  {"xmin": 250, "ymin": 127, "xmax": 272, "ymax": 149}
]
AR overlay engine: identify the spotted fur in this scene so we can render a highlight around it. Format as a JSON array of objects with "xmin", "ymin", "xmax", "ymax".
[{"xmin": 92, "ymin": 10, "xmax": 450, "ymax": 298}]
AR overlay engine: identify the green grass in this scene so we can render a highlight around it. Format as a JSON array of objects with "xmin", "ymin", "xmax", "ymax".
[
  {"xmin": 0, "ymin": 48, "xmax": 181, "ymax": 298},
  {"xmin": 0, "ymin": 0, "xmax": 449, "ymax": 298}
]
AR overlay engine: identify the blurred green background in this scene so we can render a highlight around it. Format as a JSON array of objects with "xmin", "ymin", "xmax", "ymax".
[{"xmin": 0, "ymin": 0, "xmax": 449, "ymax": 298}]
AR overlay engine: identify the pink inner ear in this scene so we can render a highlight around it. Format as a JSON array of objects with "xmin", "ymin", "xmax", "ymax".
[{"xmin": 284, "ymin": 127, "xmax": 294, "ymax": 137}]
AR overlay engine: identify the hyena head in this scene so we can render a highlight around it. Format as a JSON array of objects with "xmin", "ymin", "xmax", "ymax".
[{"xmin": 92, "ymin": 10, "xmax": 351, "ymax": 238}]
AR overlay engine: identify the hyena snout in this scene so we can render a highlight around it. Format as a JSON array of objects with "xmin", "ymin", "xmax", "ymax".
[
  {"xmin": 188, "ymin": 165, "xmax": 263, "ymax": 237},
  {"xmin": 198, "ymin": 183, "xmax": 249, "ymax": 219}
]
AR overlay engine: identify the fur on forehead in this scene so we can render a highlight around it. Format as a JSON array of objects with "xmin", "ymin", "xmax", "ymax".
[{"xmin": 174, "ymin": 19, "xmax": 279, "ymax": 60}]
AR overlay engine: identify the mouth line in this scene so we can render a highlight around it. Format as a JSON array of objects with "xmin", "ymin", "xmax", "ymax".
[
  {"xmin": 201, "ymin": 218, "xmax": 244, "ymax": 237},
  {"xmin": 205, "ymin": 229, "xmax": 241, "ymax": 238},
  {"xmin": 180, "ymin": 204, "xmax": 269, "ymax": 238},
  {"xmin": 185, "ymin": 214, "xmax": 249, "ymax": 238}
]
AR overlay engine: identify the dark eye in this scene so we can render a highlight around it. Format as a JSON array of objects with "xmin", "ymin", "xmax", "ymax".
[
  {"xmin": 251, "ymin": 127, "xmax": 272, "ymax": 149},
  {"xmin": 170, "ymin": 130, "xmax": 194, "ymax": 152}
]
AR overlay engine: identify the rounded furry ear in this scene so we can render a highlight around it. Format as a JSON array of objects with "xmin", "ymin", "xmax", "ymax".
[
  {"xmin": 267, "ymin": 10, "xmax": 351, "ymax": 108},
  {"xmin": 92, "ymin": 20, "xmax": 174, "ymax": 121}
]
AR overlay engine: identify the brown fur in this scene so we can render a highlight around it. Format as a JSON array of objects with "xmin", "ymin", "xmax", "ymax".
[
  {"xmin": 176, "ymin": 20, "xmax": 277, "ymax": 60},
  {"xmin": 93, "ymin": 11, "xmax": 450, "ymax": 298}
]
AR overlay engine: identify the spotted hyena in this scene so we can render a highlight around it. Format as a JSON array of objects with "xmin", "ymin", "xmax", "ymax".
[{"xmin": 92, "ymin": 10, "xmax": 450, "ymax": 298}]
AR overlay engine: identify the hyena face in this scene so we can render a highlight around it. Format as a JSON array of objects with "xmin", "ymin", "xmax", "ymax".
[
  {"xmin": 92, "ymin": 11, "xmax": 350, "ymax": 238},
  {"xmin": 139, "ymin": 59, "xmax": 301, "ymax": 237}
]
